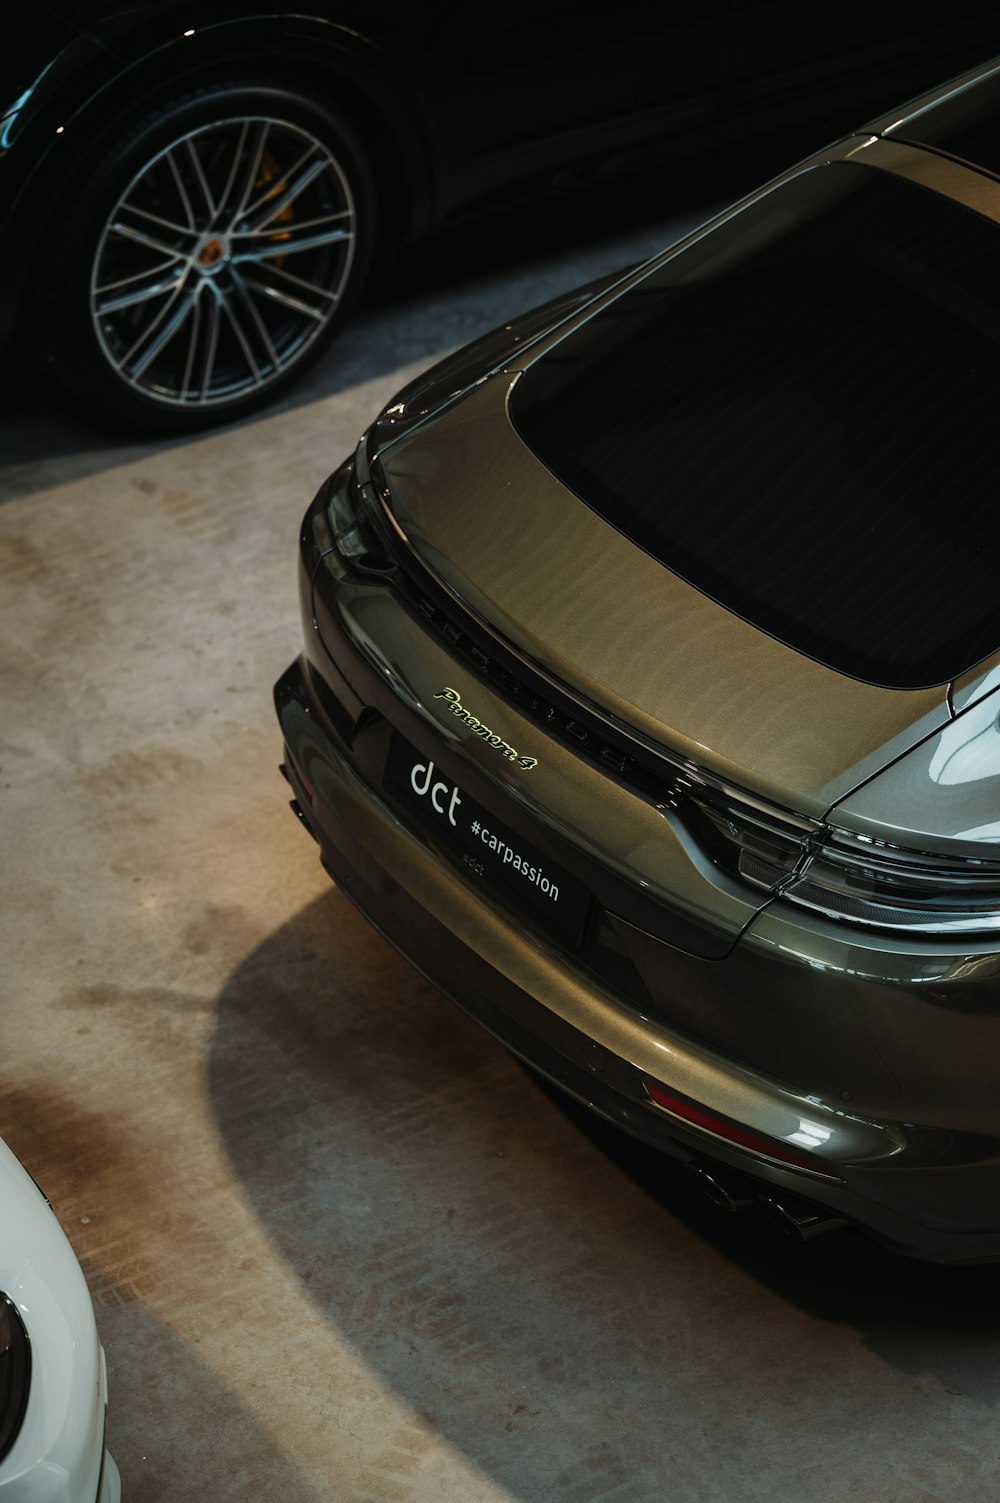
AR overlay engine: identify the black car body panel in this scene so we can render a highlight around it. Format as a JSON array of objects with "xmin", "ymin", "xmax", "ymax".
[{"xmin": 8, "ymin": 0, "xmax": 1000, "ymax": 354}]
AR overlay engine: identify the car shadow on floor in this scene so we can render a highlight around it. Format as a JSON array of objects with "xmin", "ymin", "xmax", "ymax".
[
  {"xmin": 537, "ymin": 1079, "xmax": 1000, "ymax": 1395},
  {"xmin": 206, "ymin": 886, "xmax": 1000, "ymax": 1498},
  {"xmin": 92, "ymin": 1299, "xmax": 338, "ymax": 1503}
]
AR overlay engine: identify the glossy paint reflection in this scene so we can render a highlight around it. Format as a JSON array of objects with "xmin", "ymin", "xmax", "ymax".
[{"xmin": 834, "ymin": 689, "xmax": 1000, "ymax": 852}]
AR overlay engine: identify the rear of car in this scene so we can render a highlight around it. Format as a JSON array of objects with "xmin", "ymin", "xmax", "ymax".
[{"xmin": 276, "ymin": 64, "xmax": 1000, "ymax": 1261}]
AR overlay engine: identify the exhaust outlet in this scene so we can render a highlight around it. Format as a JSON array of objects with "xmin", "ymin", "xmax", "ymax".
[
  {"xmin": 760, "ymin": 1193, "xmax": 845, "ymax": 1242},
  {"xmin": 684, "ymin": 1161, "xmax": 758, "ymax": 1214}
]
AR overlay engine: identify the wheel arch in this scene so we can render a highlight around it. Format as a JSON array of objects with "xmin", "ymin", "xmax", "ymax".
[{"xmin": 4, "ymin": 13, "xmax": 436, "ymax": 348}]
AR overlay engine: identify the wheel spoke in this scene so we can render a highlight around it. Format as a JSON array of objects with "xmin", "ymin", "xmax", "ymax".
[
  {"xmin": 95, "ymin": 263, "xmax": 186, "ymax": 315},
  {"xmin": 115, "ymin": 278, "xmax": 184, "ymax": 368},
  {"xmin": 230, "ymin": 269, "xmax": 281, "ymax": 367},
  {"xmin": 108, "ymin": 219, "xmax": 189, "ymax": 260},
  {"xmin": 222, "ymin": 120, "xmax": 270, "ymax": 226},
  {"xmin": 214, "ymin": 120, "xmax": 249, "ymax": 219},
  {"xmin": 252, "ymin": 257, "xmax": 339, "ymax": 302},
  {"xmin": 179, "ymin": 286, "xmax": 203, "ymax": 401},
  {"xmin": 120, "ymin": 283, "xmax": 198, "ymax": 380},
  {"xmin": 115, "ymin": 201, "xmax": 197, "ymax": 241},
  {"xmin": 196, "ymin": 289, "xmax": 222, "ymax": 401},
  {"xmin": 239, "ymin": 142, "xmax": 325, "ymax": 231},
  {"xmin": 185, "ymin": 136, "xmax": 216, "ymax": 221},
  {"xmin": 232, "ymin": 223, "xmax": 352, "ymax": 262},
  {"xmin": 165, "ymin": 147, "xmax": 196, "ymax": 230},
  {"xmin": 232, "ymin": 207, "xmax": 351, "ymax": 239},
  {"xmin": 219, "ymin": 288, "xmax": 264, "ymax": 385},
  {"xmin": 95, "ymin": 256, "xmax": 185, "ymax": 297},
  {"xmin": 237, "ymin": 270, "xmax": 328, "ymax": 322}
]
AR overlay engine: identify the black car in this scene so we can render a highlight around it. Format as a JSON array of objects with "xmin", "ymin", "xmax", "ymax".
[{"xmin": 5, "ymin": 1, "xmax": 1000, "ymax": 431}]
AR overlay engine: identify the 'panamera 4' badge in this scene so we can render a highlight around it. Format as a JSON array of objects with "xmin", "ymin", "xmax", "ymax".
[{"xmin": 434, "ymin": 687, "xmax": 538, "ymax": 770}]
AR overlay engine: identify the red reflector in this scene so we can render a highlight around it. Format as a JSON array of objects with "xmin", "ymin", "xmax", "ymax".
[{"xmin": 643, "ymin": 1082, "xmax": 842, "ymax": 1180}]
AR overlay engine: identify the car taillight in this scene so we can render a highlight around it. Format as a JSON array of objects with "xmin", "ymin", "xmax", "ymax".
[
  {"xmin": 685, "ymin": 783, "xmax": 1000, "ymax": 936},
  {"xmin": 688, "ymin": 789, "xmax": 813, "ymax": 890},
  {"xmin": 324, "ymin": 457, "xmax": 392, "ymax": 573},
  {"xmin": 780, "ymin": 825, "xmax": 1000, "ymax": 934}
]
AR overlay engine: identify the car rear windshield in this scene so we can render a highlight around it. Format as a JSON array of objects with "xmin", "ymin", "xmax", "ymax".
[{"xmin": 509, "ymin": 162, "xmax": 1000, "ymax": 689}]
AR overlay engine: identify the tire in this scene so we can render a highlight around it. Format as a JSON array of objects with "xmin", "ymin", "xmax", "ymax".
[{"xmin": 29, "ymin": 80, "xmax": 375, "ymax": 433}]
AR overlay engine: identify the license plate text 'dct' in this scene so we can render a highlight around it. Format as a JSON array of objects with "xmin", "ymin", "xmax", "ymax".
[{"xmin": 385, "ymin": 732, "xmax": 593, "ymax": 948}]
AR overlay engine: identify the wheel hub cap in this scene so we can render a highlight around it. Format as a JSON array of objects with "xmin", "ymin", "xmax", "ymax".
[{"xmin": 195, "ymin": 235, "xmax": 228, "ymax": 271}]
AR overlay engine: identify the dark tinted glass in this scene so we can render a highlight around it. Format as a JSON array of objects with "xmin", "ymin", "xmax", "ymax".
[{"xmin": 510, "ymin": 163, "xmax": 1000, "ymax": 689}]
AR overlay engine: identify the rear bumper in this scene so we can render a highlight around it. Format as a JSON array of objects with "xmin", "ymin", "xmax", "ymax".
[{"xmin": 276, "ymin": 638, "xmax": 1000, "ymax": 1262}]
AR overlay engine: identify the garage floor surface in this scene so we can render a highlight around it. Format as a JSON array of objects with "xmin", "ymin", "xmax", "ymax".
[{"xmin": 3, "ymin": 164, "xmax": 1000, "ymax": 1503}]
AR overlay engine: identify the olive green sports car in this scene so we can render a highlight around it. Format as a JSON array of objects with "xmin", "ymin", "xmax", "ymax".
[{"xmin": 276, "ymin": 59, "xmax": 1000, "ymax": 1261}]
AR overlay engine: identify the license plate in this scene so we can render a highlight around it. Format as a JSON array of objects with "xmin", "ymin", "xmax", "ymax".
[{"xmin": 385, "ymin": 732, "xmax": 593, "ymax": 948}]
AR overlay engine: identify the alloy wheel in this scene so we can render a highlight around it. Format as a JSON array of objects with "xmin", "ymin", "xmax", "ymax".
[{"xmin": 89, "ymin": 115, "xmax": 357, "ymax": 407}]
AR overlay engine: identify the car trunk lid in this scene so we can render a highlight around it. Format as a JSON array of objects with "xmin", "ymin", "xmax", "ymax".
[{"xmin": 374, "ymin": 370, "xmax": 950, "ymax": 822}]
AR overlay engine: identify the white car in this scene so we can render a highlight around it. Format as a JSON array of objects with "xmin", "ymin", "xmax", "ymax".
[{"xmin": 0, "ymin": 1137, "xmax": 119, "ymax": 1502}]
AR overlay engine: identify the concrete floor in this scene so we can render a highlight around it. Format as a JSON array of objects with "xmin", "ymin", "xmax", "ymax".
[{"xmin": 4, "ymin": 161, "xmax": 1000, "ymax": 1503}]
